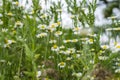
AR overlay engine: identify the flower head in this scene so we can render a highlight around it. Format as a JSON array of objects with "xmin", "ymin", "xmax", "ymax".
[
  {"xmin": 58, "ymin": 62, "xmax": 66, "ymax": 68},
  {"xmin": 36, "ymin": 71, "xmax": 42, "ymax": 78},
  {"xmin": 101, "ymin": 45, "xmax": 109, "ymax": 49},
  {"xmin": 51, "ymin": 44, "xmax": 59, "ymax": 52},
  {"xmin": 37, "ymin": 24, "xmax": 47, "ymax": 30},
  {"xmin": 54, "ymin": 31, "xmax": 62, "ymax": 37},
  {"xmin": 36, "ymin": 33, "xmax": 47, "ymax": 38},
  {"xmin": 14, "ymin": 21, "xmax": 23, "ymax": 28},
  {"xmin": 7, "ymin": 12, "xmax": 13, "ymax": 16}
]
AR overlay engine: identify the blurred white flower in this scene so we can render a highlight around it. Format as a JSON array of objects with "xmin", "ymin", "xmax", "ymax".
[
  {"xmin": 12, "ymin": 1, "xmax": 19, "ymax": 6},
  {"xmin": 76, "ymin": 54, "xmax": 81, "ymax": 58},
  {"xmin": 40, "ymin": 14, "xmax": 48, "ymax": 18},
  {"xmin": 63, "ymin": 39, "xmax": 71, "ymax": 43},
  {"xmin": 66, "ymin": 57, "xmax": 72, "ymax": 61},
  {"xmin": 36, "ymin": 33, "xmax": 47, "ymax": 38},
  {"xmin": 88, "ymin": 38, "xmax": 94, "ymax": 44},
  {"xmin": 54, "ymin": 31, "xmax": 62, "ymax": 37},
  {"xmin": 7, "ymin": 12, "xmax": 13, "ymax": 16},
  {"xmin": 2, "ymin": 28, "xmax": 8, "ymax": 33},
  {"xmin": 98, "ymin": 56, "xmax": 108, "ymax": 60},
  {"xmin": 73, "ymin": 27, "xmax": 92, "ymax": 36},
  {"xmin": 36, "ymin": 70, "xmax": 42, "ymax": 78},
  {"xmin": 71, "ymin": 39, "xmax": 78, "ymax": 43},
  {"xmin": 72, "ymin": 72, "xmax": 82, "ymax": 78},
  {"xmin": 37, "ymin": 24, "xmax": 47, "ymax": 30},
  {"xmin": 115, "ymin": 68, "xmax": 120, "ymax": 73},
  {"xmin": 64, "ymin": 48, "xmax": 76, "ymax": 55},
  {"xmin": 0, "ymin": 14, "xmax": 3, "ymax": 17},
  {"xmin": 58, "ymin": 62, "xmax": 66, "ymax": 68},
  {"xmin": 0, "ymin": 20, "xmax": 3, "ymax": 25},
  {"xmin": 14, "ymin": 21, "xmax": 23, "ymax": 28},
  {"xmin": 101, "ymin": 45, "xmax": 109, "ymax": 49},
  {"xmin": 49, "ymin": 40, "xmax": 57, "ymax": 44},
  {"xmin": 59, "ymin": 45, "xmax": 65, "ymax": 49},
  {"xmin": 51, "ymin": 45, "xmax": 59, "ymax": 52},
  {"xmin": 48, "ymin": 23, "xmax": 58, "ymax": 32}
]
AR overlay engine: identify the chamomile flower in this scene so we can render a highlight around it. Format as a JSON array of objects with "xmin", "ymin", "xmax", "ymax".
[
  {"xmin": 68, "ymin": 48, "xmax": 76, "ymax": 54},
  {"xmin": 64, "ymin": 48, "xmax": 75, "ymax": 55},
  {"xmin": 49, "ymin": 40, "xmax": 57, "ymax": 44},
  {"xmin": 40, "ymin": 14, "xmax": 48, "ymax": 18},
  {"xmin": 14, "ymin": 21, "xmax": 23, "ymax": 28},
  {"xmin": 2, "ymin": 28, "xmax": 8, "ymax": 33},
  {"xmin": 54, "ymin": 31, "xmax": 62, "ymax": 37},
  {"xmin": 57, "ymin": 22, "xmax": 61, "ymax": 26},
  {"xmin": 36, "ymin": 71, "xmax": 42, "ymax": 78},
  {"xmin": 7, "ymin": 12, "xmax": 13, "ymax": 16},
  {"xmin": 49, "ymin": 23, "xmax": 58, "ymax": 32},
  {"xmin": 0, "ymin": 20, "xmax": 3, "ymax": 25},
  {"xmin": 37, "ymin": 24, "xmax": 47, "ymax": 30},
  {"xmin": 98, "ymin": 56, "xmax": 108, "ymax": 60},
  {"xmin": 115, "ymin": 68, "xmax": 120, "ymax": 73},
  {"xmin": 70, "ymin": 15, "xmax": 75, "ymax": 19},
  {"xmin": 75, "ymin": 72, "xmax": 82, "ymax": 78},
  {"xmin": 66, "ymin": 57, "xmax": 72, "ymax": 61},
  {"xmin": 73, "ymin": 27, "xmax": 92, "ymax": 36},
  {"xmin": 51, "ymin": 44, "xmax": 59, "ymax": 52},
  {"xmin": 108, "ymin": 16, "xmax": 117, "ymax": 20},
  {"xmin": 12, "ymin": 1, "xmax": 19, "ymax": 6},
  {"xmin": 76, "ymin": 54, "xmax": 81, "ymax": 58},
  {"xmin": 4, "ymin": 39, "xmax": 16, "ymax": 48},
  {"xmin": 114, "ymin": 44, "xmax": 120, "ymax": 52},
  {"xmin": 73, "ymin": 27, "xmax": 81, "ymax": 32},
  {"xmin": 59, "ymin": 50, "xmax": 65, "ymax": 54},
  {"xmin": 36, "ymin": 33, "xmax": 47, "ymax": 38},
  {"xmin": 5, "ymin": 39, "xmax": 16, "ymax": 45},
  {"xmin": 0, "ymin": 14, "xmax": 2, "ymax": 17},
  {"xmin": 63, "ymin": 39, "xmax": 71, "ymax": 43},
  {"xmin": 72, "ymin": 72, "xmax": 82, "ymax": 78},
  {"xmin": 71, "ymin": 39, "xmax": 78, "ymax": 42},
  {"xmin": 58, "ymin": 62, "xmax": 66, "ymax": 68},
  {"xmin": 64, "ymin": 50, "xmax": 71, "ymax": 55},
  {"xmin": 90, "ymin": 60, "xmax": 94, "ymax": 64},
  {"xmin": 115, "ymin": 44, "xmax": 120, "ymax": 49},
  {"xmin": 59, "ymin": 45, "xmax": 65, "ymax": 49},
  {"xmin": 88, "ymin": 38, "xmax": 94, "ymax": 44},
  {"xmin": 101, "ymin": 45, "xmax": 109, "ymax": 49}
]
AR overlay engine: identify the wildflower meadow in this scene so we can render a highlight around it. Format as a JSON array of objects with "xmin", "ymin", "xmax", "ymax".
[{"xmin": 0, "ymin": 0, "xmax": 120, "ymax": 80}]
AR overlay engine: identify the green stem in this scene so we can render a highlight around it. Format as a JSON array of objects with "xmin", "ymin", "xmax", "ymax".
[
  {"xmin": 17, "ymin": 47, "xmax": 23, "ymax": 77},
  {"xmin": 2, "ymin": 0, "xmax": 6, "ymax": 27}
]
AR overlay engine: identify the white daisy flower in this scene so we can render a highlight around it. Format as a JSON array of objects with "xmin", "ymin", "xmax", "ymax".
[{"xmin": 58, "ymin": 62, "xmax": 66, "ymax": 68}]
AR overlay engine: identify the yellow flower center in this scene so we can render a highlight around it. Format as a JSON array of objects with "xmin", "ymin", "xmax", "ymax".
[
  {"xmin": 53, "ymin": 45, "xmax": 58, "ymax": 49},
  {"xmin": 15, "ymin": 1, "xmax": 19, "ymax": 5},
  {"xmin": 7, "ymin": 12, "xmax": 13, "ymax": 16},
  {"xmin": 60, "ymin": 62, "xmax": 65, "ymax": 66},
  {"xmin": 57, "ymin": 22, "xmax": 61, "ymax": 25},
  {"xmin": 116, "ymin": 45, "xmax": 120, "ymax": 49},
  {"xmin": 89, "ymin": 39, "xmax": 93, "ymax": 42},
  {"xmin": 102, "ymin": 45, "xmax": 107, "ymax": 49}
]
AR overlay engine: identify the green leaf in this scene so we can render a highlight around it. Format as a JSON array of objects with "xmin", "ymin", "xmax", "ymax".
[{"xmin": 24, "ymin": 44, "xmax": 34, "ymax": 62}]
